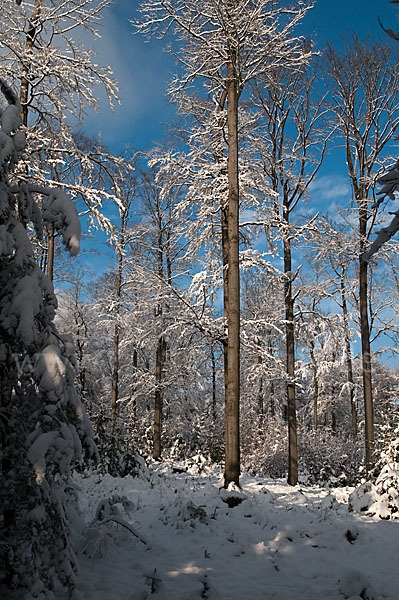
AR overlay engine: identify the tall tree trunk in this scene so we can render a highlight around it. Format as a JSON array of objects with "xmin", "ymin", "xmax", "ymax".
[
  {"xmin": 358, "ymin": 192, "xmax": 374, "ymax": 473},
  {"xmin": 20, "ymin": 0, "xmax": 42, "ymax": 126},
  {"xmin": 340, "ymin": 269, "xmax": 357, "ymax": 437},
  {"xmin": 283, "ymin": 208, "xmax": 298, "ymax": 486},
  {"xmin": 110, "ymin": 323, "xmax": 120, "ymax": 435},
  {"xmin": 258, "ymin": 370, "xmax": 264, "ymax": 415},
  {"xmin": 330, "ymin": 362, "xmax": 337, "ymax": 433},
  {"xmin": 211, "ymin": 345, "xmax": 217, "ymax": 423},
  {"xmin": 152, "ymin": 213, "xmax": 168, "ymax": 460},
  {"xmin": 46, "ymin": 223, "xmax": 55, "ymax": 281},
  {"xmin": 110, "ymin": 223, "xmax": 125, "ymax": 435},
  {"xmin": 224, "ymin": 53, "xmax": 240, "ymax": 488},
  {"xmin": 131, "ymin": 348, "xmax": 138, "ymax": 425},
  {"xmin": 309, "ymin": 340, "xmax": 318, "ymax": 432},
  {"xmin": 269, "ymin": 379, "xmax": 275, "ymax": 417},
  {"xmin": 152, "ymin": 335, "xmax": 166, "ymax": 460},
  {"xmin": 46, "ymin": 164, "xmax": 57, "ymax": 281},
  {"xmin": 331, "ymin": 410, "xmax": 337, "ymax": 434},
  {"xmin": 359, "ymin": 255, "xmax": 374, "ymax": 471},
  {"xmin": 268, "ymin": 336, "xmax": 275, "ymax": 417},
  {"xmin": 221, "ymin": 198, "xmax": 229, "ymax": 437}
]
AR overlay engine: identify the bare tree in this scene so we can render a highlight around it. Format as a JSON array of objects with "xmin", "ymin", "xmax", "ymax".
[
  {"xmin": 325, "ymin": 35, "xmax": 399, "ymax": 473},
  {"xmin": 252, "ymin": 63, "xmax": 330, "ymax": 484},
  {"xmin": 110, "ymin": 164, "xmax": 139, "ymax": 435},
  {"xmin": 135, "ymin": 0, "xmax": 312, "ymax": 487},
  {"xmin": 0, "ymin": 0, "xmax": 120, "ymax": 277}
]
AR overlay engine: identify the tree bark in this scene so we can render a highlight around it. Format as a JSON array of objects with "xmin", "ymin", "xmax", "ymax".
[
  {"xmin": 211, "ymin": 345, "xmax": 217, "ymax": 423},
  {"xmin": 268, "ymin": 337, "xmax": 275, "ymax": 417},
  {"xmin": 359, "ymin": 255, "xmax": 374, "ymax": 471},
  {"xmin": 46, "ymin": 223, "xmax": 55, "ymax": 281},
  {"xmin": 340, "ymin": 269, "xmax": 357, "ymax": 437},
  {"xmin": 152, "ymin": 335, "xmax": 166, "ymax": 460},
  {"xmin": 110, "ymin": 323, "xmax": 120, "ymax": 435},
  {"xmin": 283, "ymin": 208, "xmax": 298, "ymax": 486},
  {"xmin": 152, "ymin": 191, "xmax": 169, "ymax": 460},
  {"xmin": 20, "ymin": 0, "xmax": 42, "ymax": 126},
  {"xmin": 224, "ymin": 53, "xmax": 240, "ymax": 488},
  {"xmin": 110, "ymin": 222, "xmax": 125, "ymax": 435},
  {"xmin": 131, "ymin": 348, "xmax": 138, "ymax": 425},
  {"xmin": 309, "ymin": 340, "xmax": 318, "ymax": 432},
  {"xmin": 258, "ymin": 370, "xmax": 264, "ymax": 415}
]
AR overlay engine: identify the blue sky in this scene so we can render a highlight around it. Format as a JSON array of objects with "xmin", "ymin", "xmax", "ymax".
[
  {"xmin": 77, "ymin": 0, "xmax": 399, "ymax": 279},
  {"xmin": 79, "ymin": 0, "xmax": 399, "ymax": 261},
  {"xmin": 72, "ymin": 0, "xmax": 399, "ymax": 363},
  {"xmin": 83, "ymin": 0, "xmax": 399, "ymax": 155}
]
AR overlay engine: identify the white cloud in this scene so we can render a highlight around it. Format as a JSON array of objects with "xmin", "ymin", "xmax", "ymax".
[
  {"xmin": 309, "ymin": 174, "xmax": 351, "ymax": 202},
  {"xmin": 82, "ymin": 2, "xmax": 177, "ymax": 152}
]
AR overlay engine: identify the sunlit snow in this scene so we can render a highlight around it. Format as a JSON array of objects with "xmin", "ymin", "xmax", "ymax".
[{"xmin": 73, "ymin": 463, "xmax": 399, "ymax": 600}]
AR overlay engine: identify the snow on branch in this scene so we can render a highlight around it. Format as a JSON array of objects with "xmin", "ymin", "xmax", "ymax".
[
  {"xmin": 30, "ymin": 185, "xmax": 81, "ymax": 256},
  {"xmin": 378, "ymin": 16, "xmax": 399, "ymax": 40},
  {"xmin": 362, "ymin": 161, "xmax": 399, "ymax": 261},
  {"xmin": 362, "ymin": 211, "xmax": 399, "ymax": 262},
  {"xmin": 0, "ymin": 77, "xmax": 20, "ymax": 109}
]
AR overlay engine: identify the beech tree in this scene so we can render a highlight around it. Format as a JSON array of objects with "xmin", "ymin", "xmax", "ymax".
[
  {"xmin": 108, "ymin": 164, "xmax": 138, "ymax": 435},
  {"xmin": 251, "ymin": 62, "xmax": 330, "ymax": 484},
  {"xmin": 135, "ymin": 0, "xmax": 313, "ymax": 487},
  {"xmin": 137, "ymin": 167, "xmax": 174, "ymax": 460},
  {"xmin": 326, "ymin": 35, "xmax": 399, "ymax": 473},
  {"xmin": 308, "ymin": 217, "xmax": 360, "ymax": 438}
]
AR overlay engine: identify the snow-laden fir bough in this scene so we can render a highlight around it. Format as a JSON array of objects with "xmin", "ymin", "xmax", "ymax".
[{"xmin": 0, "ymin": 78, "xmax": 94, "ymax": 599}]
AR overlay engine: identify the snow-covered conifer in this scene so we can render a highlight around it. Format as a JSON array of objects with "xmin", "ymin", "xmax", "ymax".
[{"xmin": 0, "ymin": 79, "xmax": 93, "ymax": 599}]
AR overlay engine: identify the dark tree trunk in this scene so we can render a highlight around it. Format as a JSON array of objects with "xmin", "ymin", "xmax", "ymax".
[
  {"xmin": 340, "ymin": 270, "xmax": 357, "ymax": 437},
  {"xmin": 268, "ymin": 337, "xmax": 275, "ymax": 417},
  {"xmin": 131, "ymin": 348, "xmax": 138, "ymax": 425},
  {"xmin": 110, "ymin": 324, "xmax": 120, "ymax": 435},
  {"xmin": 224, "ymin": 53, "xmax": 240, "ymax": 488},
  {"xmin": 359, "ymin": 255, "xmax": 374, "ymax": 471},
  {"xmin": 283, "ymin": 208, "xmax": 298, "ymax": 487},
  {"xmin": 211, "ymin": 346, "xmax": 217, "ymax": 423},
  {"xmin": 152, "ymin": 336, "xmax": 166, "ymax": 460},
  {"xmin": 46, "ymin": 223, "xmax": 55, "ymax": 281},
  {"xmin": 19, "ymin": 0, "xmax": 42, "ymax": 126},
  {"xmin": 309, "ymin": 341, "xmax": 319, "ymax": 432},
  {"xmin": 110, "ymin": 223, "xmax": 125, "ymax": 435}
]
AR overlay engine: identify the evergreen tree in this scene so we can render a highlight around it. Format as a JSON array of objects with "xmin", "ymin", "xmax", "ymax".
[{"xmin": 0, "ymin": 79, "xmax": 94, "ymax": 599}]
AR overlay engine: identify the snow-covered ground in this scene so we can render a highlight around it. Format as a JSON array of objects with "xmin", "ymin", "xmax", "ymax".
[{"xmin": 75, "ymin": 463, "xmax": 399, "ymax": 600}]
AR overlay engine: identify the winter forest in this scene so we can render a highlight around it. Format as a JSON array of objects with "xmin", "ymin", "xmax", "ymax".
[{"xmin": 1, "ymin": 0, "xmax": 399, "ymax": 598}]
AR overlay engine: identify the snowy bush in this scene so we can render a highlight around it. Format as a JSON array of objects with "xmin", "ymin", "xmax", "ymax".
[
  {"xmin": 242, "ymin": 413, "xmax": 362, "ymax": 485},
  {"xmin": 93, "ymin": 411, "xmax": 144, "ymax": 478},
  {"xmin": 241, "ymin": 415, "xmax": 288, "ymax": 478},
  {"xmin": 349, "ymin": 427, "xmax": 399, "ymax": 519},
  {"xmin": 298, "ymin": 428, "xmax": 362, "ymax": 486},
  {"xmin": 0, "ymin": 79, "xmax": 94, "ymax": 598}
]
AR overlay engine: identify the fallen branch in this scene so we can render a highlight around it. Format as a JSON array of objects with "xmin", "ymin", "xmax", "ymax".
[{"xmin": 93, "ymin": 516, "xmax": 150, "ymax": 548}]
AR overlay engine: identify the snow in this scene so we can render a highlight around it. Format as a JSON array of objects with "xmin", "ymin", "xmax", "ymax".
[
  {"xmin": 0, "ymin": 130, "xmax": 14, "ymax": 169},
  {"xmin": 35, "ymin": 344, "xmax": 66, "ymax": 393},
  {"xmin": 0, "ymin": 103, "xmax": 20, "ymax": 134},
  {"xmin": 27, "ymin": 431, "xmax": 59, "ymax": 485},
  {"xmin": 339, "ymin": 569, "xmax": 378, "ymax": 599},
  {"xmin": 10, "ymin": 275, "xmax": 42, "ymax": 346},
  {"xmin": 42, "ymin": 189, "xmax": 81, "ymax": 256},
  {"xmin": 73, "ymin": 463, "xmax": 399, "ymax": 599}
]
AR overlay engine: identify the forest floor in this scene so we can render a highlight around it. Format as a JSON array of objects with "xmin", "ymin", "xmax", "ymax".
[{"xmin": 75, "ymin": 461, "xmax": 399, "ymax": 600}]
